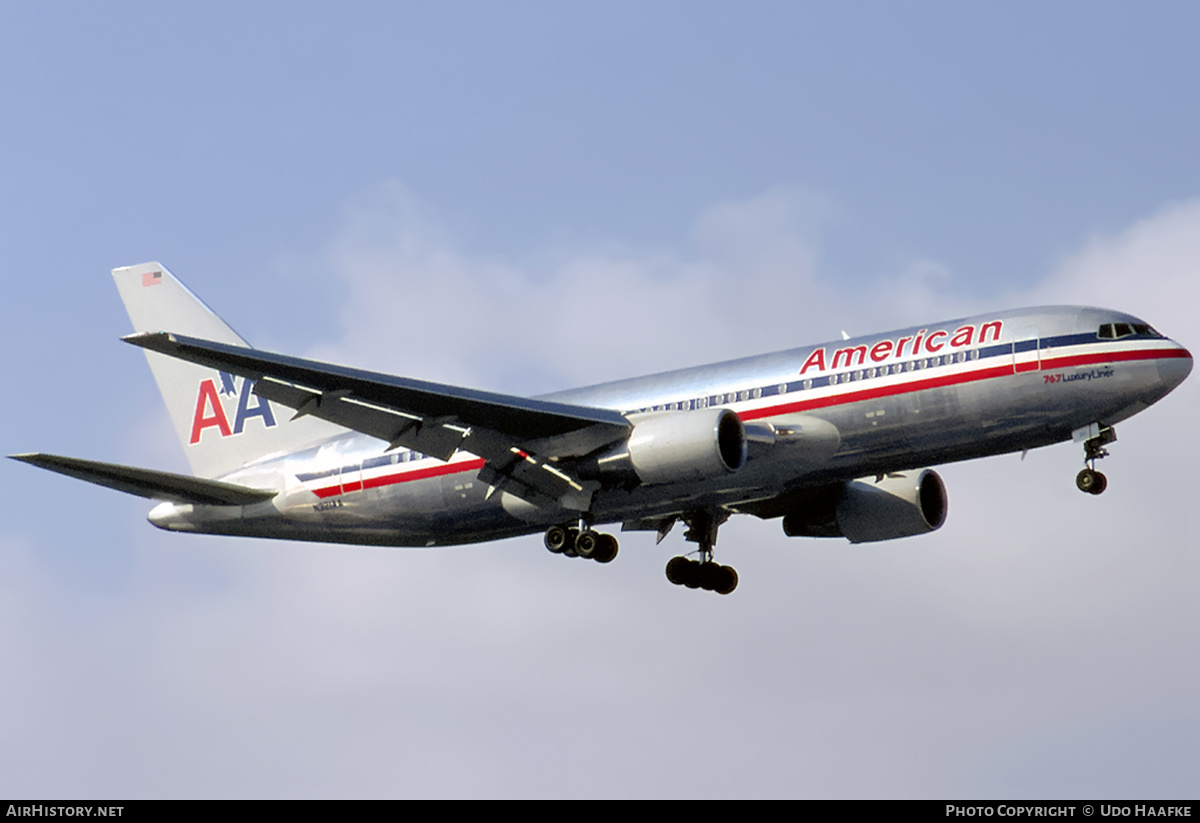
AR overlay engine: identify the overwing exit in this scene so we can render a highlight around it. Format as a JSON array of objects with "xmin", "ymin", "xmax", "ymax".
[{"xmin": 12, "ymin": 263, "xmax": 1192, "ymax": 594}]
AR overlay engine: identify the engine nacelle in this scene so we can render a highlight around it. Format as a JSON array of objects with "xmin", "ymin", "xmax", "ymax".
[
  {"xmin": 590, "ymin": 408, "xmax": 747, "ymax": 486},
  {"xmin": 782, "ymin": 468, "xmax": 948, "ymax": 543}
]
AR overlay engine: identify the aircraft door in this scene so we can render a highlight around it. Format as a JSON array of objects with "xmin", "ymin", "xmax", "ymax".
[
  {"xmin": 340, "ymin": 460, "xmax": 363, "ymax": 495},
  {"xmin": 1009, "ymin": 321, "xmax": 1041, "ymax": 374}
]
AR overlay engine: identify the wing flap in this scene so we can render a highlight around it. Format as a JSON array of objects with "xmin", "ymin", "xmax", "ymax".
[
  {"xmin": 10, "ymin": 453, "xmax": 277, "ymax": 506},
  {"xmin": 255, "ymin": 377, "xmax": 468, "ymax": 461}
]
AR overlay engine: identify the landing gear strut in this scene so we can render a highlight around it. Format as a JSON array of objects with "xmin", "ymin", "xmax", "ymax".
[
  {"xmin": 665, "ymin": 509, "xmax": 738, "ymax": 595},
  {"xmin": 544, "ymin": 523, "xmax": 619, "ymax": 564},
  {"xmin": 1075, "ymin": 424, "xmax": 1116, "ymax": 495}
]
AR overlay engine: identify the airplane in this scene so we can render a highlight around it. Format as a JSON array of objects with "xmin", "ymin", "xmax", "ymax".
[{"xmin": 11, "ymin": 262, "xmax": 1193, "ymax": 595}]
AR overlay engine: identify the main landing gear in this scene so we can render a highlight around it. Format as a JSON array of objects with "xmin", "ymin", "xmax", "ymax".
[
  {"xmin": 1075, "ymin": 424, "xmax": 1116, "ymax": 495},
  {"xmin": 544, "ymin": 523, "xmax": 619, "ymax": 564},
  {"xmin": 545, "ymin": 510, "xmax": 740, "ymax": 595},
  {"xmin": 665, "ymin": 510, "xmax": 738, "ymax": 595},
  {"xmin": 666, "ymin": 556, "xmax": 738, "ymax": 595}
]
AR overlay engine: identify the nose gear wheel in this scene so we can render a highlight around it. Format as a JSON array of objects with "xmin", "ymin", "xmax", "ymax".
[
  {"xmin": 1076, "ymin": 424, "xmax": 1116, "ymax": 495},
  {"xmin": 1076, "ymin": 468, "xmax": 1107, "ymax": 495}
]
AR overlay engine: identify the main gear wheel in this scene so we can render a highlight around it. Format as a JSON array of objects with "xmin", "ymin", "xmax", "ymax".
[{"xmin": 665, "ymin": 556, "xmax": 738, "ymax": 594}]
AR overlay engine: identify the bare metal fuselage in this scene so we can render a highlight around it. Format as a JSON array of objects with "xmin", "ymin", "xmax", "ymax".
[{"xmin": 149, "ymin": 305, "xmax": 1191, "ymax": 546}]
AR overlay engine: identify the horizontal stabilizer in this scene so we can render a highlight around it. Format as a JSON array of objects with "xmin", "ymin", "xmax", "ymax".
[{"xmin": 9, "ymin": 453, "xmax": 278, "ymax": 506}]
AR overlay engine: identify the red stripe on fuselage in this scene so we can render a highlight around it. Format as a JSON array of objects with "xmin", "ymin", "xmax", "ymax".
[
  {"xmin": 743, "ymin": 347, "xmax": 1187, "ymax": 422},
  {"xmin": 739, "ymin": 363, "xmax": 1013, "ymax": 421},
  {"xmin": 1040, "ymin": 347, "xmax": 1191, "ymax": 370},
  {"xmin": 312, "ymin": 458, "xmax": 487, "ymax": 498},
  {"xmin": 309, "ymin": 345, "xmax": 1188, "ymax": 499}
]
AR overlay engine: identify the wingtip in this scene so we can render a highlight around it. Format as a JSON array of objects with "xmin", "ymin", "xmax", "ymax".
[
  {"xmin": 121, "ymin": 330, "xmax": 174, "ymax": 349},
  {"xmin": 9, "ymin": 453, "xmax": 59, "ymax": 470}
]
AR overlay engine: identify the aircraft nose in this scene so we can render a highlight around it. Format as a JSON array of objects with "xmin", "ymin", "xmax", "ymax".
[{"xmin": 1158, "ymin": 342, "xmax": 1193, "ymax": 392}]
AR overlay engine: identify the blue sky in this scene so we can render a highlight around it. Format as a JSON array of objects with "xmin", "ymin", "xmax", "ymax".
[{"xmin": 2, "ymin": 1, "xmax": 1198, "ymax": 798}]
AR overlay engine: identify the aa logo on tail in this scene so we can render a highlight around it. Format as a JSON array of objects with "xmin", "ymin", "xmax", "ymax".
[{"xmin": 190, "ymin": 373, "xmax": 278, "ymax": 444}]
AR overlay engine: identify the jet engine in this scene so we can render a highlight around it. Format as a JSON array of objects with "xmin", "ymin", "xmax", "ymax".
[
  {"xmin": 587, "ymin": 408, "xmax": 747, "ymax": 485},
  {"xmin": 782, "ymin": 469, "xmax": 947, "ymax": 543}
]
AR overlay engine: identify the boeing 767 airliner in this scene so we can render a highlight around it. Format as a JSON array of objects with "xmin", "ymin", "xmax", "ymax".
[{"xmin": 12, "ymin": 263, "xmax": 1192, "ymax": 594}]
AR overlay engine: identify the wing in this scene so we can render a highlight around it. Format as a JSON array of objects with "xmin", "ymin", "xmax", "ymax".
[{"xmin": 124, "ymin": 332, "xmax": 631, "ymax": 511}]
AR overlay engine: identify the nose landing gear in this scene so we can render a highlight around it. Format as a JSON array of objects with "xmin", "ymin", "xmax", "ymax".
[{"xmin": 1074, "ymin": 424, "xmax": 1116, "ymax": 495}]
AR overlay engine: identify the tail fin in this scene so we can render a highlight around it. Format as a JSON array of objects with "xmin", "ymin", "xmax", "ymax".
[{"xmin": 113, "ymin": 262, "xmax": 337, "ymax": 478}]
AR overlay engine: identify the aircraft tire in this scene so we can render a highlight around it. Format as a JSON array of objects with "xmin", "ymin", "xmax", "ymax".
[
  {"xmin": 575, "ymin": 529, "xmax": 600, "ymax": 558},
  {"xmin": 666, "ymin": 556, "xmax": 691, "ymax": 585},
  {"xmin": 592, "ymin": 533, "xmax": 619, "ymax": 563},
  {"xmin": 713, "ymin": 564, "xmax": 738, "ymax": 595},
  {"xmin": 545, "ymin": 525, "xmax": 570, "ymax": 553},
  {"xmin": 1076, "ymin": 469, "xmax": 1106, "ymax": 494}
]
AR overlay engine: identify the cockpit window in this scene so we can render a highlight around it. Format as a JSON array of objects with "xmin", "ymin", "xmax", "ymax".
[{"xmin": 1097, "ymin": 323, "xmax": 1162, "ymax": 340}]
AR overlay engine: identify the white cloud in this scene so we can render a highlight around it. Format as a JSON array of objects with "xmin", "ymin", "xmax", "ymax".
[
  {"xmin": 317, "ymin": 184, "xmax": 843, "ymax": 391},
  {"xmin": 1035, "ymin": 197, "xmax": 1200, "ymax": 345}
]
